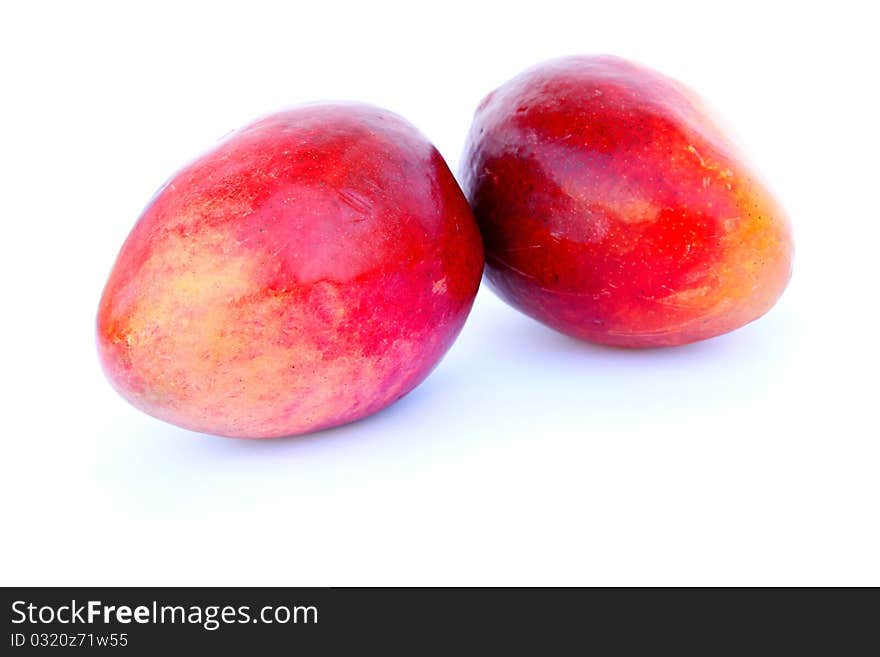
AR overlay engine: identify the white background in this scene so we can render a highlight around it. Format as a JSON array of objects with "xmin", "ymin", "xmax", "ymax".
[{"xmin": 2, "ymin": 0, "xmax": 878, "ymax": 586}]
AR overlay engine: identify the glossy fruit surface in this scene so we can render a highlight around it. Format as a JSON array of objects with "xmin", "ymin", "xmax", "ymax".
[
  {"xmin": 98, "ymin": 103, "xmax": 483, "ymax": 438},
  {"xmin": 462, "ymin": 55, "xmax": 793, "ymax": 347}
]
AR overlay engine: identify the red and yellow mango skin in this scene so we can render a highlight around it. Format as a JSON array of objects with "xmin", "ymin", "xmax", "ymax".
[
  {"xmin": 97, "ymin": 103, "xmax": 483, "ymax": 438},
  {"xmin": 462, "ymin": 55, "xmax": 793, "ymax": 347}
]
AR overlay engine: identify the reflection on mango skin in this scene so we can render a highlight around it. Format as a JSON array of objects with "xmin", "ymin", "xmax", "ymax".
[
  {"xmin": 462, "ymin": 55, "xmax": 793, "ymax": 347},
  {"xmin": 98, "ymin": 103, "xmax": 484, "ymax": 438}
]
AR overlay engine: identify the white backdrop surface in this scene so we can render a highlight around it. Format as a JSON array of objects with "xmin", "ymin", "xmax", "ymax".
[{"xmin": 1, "ymin": 0, "xmax": 877, "ymax": 585}]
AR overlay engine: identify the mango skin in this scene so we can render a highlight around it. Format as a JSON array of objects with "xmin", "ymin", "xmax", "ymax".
[
  {"xmin": 462, "ymin": 55, "xmax": 793, "ymax": 347},
  {"xmin": 98, "ymin": 103, "xmax": 483, "ymax": 438}
]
